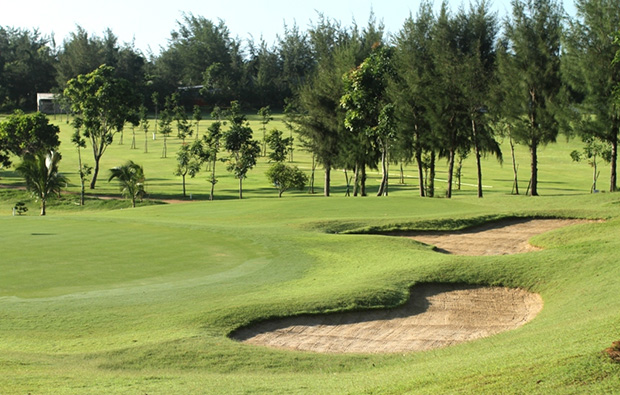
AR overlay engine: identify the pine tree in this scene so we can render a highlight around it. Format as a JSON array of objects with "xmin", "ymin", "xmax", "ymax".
[
  {"xmin": 498, "ymin": 0, "xmax": 563, "ymax": 196},
  {"xmin": 562, "ymin": 0, "xmax": 620, "ymax": 192}
]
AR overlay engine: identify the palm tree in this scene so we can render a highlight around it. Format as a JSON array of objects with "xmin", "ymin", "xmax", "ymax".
[
  {"xmin": 15, "ymin": 150, "xmax": 68, "ymax": 216},
  {"xmin": 108, "ymin": 160, "xmax": 146, "ymax": 208}
]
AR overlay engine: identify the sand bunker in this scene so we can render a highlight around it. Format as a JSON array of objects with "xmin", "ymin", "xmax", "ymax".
[
  {"xmin": 396, "ymin": 218, "xmax": 590, "ymax": 255},
  {"xmin": 234, "ymin": 219, "xmax": 589, "ymax": 353},
  {"xmin": 233, "ymin": 283, "xmax": 543, "ymax": 353}
]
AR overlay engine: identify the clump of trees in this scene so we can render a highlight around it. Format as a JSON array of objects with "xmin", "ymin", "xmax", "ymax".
[{"xmin": 2, "ymin": 0, "xmax": 620, "ymax": 200}]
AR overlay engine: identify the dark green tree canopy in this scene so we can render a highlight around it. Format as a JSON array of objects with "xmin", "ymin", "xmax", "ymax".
[
  {"xmin": 0, "ymin": 110, "xmax": 60, "ymax": 167},
  {"xmin": 0, "ymin": 27, "xmax": 56, "ymax": 111}
]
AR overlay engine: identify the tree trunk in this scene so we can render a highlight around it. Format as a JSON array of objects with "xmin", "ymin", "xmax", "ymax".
[
  {"xmin": 40, "ymin": 199, "xmax": 46, "ymax": 216},
  {"xmin": 324, "ymin": 165, "xmax": 331, "ymax": 197},
  {"xmin": 144, "ymin": 132, "xmax": 148, "ymax": 153},
  {"xmin": 77, "ymin": 147, "xmax": 85, "ymax": 206},
  {"xmin": 472, "ymin": 119, "xmax": 483, "ymax": 198},
  {"xmin": 446, "ymin": 149, "xmax": 455, "ymax": 198},
  {"xmin": 360, "ymin": 165, "xmax": 367, "ymax": 197},
  {"xmin": 131, "ymin": 196, "xmax": 136, "ymax": 208},
  {"xmin": 475, "ymin": 147, "xmax": 482, "ymax": 198},
  {"xmin": 239, "ymin": 178, "xmax": 243, "ymax": 199},
  {"xmin": 377, "ymin": 146, "xmax": 388, "ymax": 196},
  {"xmin": 592, "ymin": 154, "xmax": 598, "ymax": 193},
  {"xmin": 428, "ymin": 152, "xmax": 435, "ymax": 198},
  {"xmin": 90, "ymin": 157, "xmax": 100, "ymax": 189},
  {"xmin": 530, "ymin": 140, "xmax": 539, "ymax": 196},
  {"xmin": 610, "ymin": 126, "xmax": 618, "ymax": 192},
  {"xmin": 510, "ymin": 137, "xmax": 519, "ymax": 195},
  {"xmin": 182, "ymin": 174, "xmax": 186, "ymax": 197},
  {"xmin": 309, "ymin": 154, "xmax": 316, "ymax": 194},
  {"xmin": 353, "ymin": 164, "xmax": 360, "ymax": 197},
  {"xmin": 80, "ymin": 178, "xmax": 85, "ymax": 206},
  {"xmin": 210, "ymin": 157, "xmax": 217, "ymax": 201},
  {"xmin": 416, "ymin": 149, "xmax": 425, "ymax": 197}
]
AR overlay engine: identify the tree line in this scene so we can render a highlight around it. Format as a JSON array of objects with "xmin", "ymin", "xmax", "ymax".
[{"xmin": 1, "ymin": 0, "xmax": 620, "ymax": 208}]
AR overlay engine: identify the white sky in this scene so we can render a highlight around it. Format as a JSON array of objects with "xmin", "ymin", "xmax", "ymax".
[{"xmin": 1, "ymin": 0, "xmax": 575, "ymax": 55}]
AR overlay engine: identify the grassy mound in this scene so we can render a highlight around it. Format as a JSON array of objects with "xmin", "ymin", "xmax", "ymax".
[{"xmin": 0, "ymin": 194, "xmax": 619, "ymax": 393}]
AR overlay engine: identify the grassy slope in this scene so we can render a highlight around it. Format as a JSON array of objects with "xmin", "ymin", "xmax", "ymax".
[{"xmin": 1, "ymin": 116, "xmax": 620, "ymax": 393}]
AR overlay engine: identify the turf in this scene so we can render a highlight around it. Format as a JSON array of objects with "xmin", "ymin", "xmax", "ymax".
[{"xmin": 1, "ymin": 116, "xmax": 620, "ymax": 393}]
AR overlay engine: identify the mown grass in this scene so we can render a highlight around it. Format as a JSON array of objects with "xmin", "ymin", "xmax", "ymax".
[{"xmin": 1, "ymin": 116, "xmax": 620, "ymax": 393}]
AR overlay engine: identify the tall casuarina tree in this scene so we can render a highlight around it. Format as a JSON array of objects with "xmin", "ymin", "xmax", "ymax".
[
  {"xmin": 498, "ymin": 0, "xmax": 563, "ymax": 196},
  {"xmin": 563, "ymin": 0, "xmax": 620, "ymax": 192}
]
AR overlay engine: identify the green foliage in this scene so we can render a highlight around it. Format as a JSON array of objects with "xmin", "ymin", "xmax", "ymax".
[
  {"xmin": 223, "ymin": 101, "xmax": 261, "ymax": 198},
  {"xmin": 203, "ymin": 109, "xmax": 224, "ymax": 200},
  {"xmin": 265, "ymin": 162, "xmax": 308, "ymax": 197},
  {"xmin": 12, "ymin": 201, "xmax": 27, "ymax": 215},
  {"xmin": 0, "ymin": 27, "xmax": 56, "ymax": 111},
  {"xmin": 108, "ymin": 160, "xmax": 146, "ymax": 208},
  {"xmin": 15, "ymin": 150, "xmax": 68, "ymax": 215},
  {"xmin": 265, "ymin": 129, "xmax": 293, "ymax": 162},
  {"xmin": 174, "ymin": 140, "xmax": 206, "ymax": 197},
  {"xmin": 0, "ymin": 110, "xmax": 60, "ymax": 167},
  {"xmin": 498, "ymin": 0, "xmax": 563, "ymax": 196},
  {"xmin": 562, "ymin": 0, "xmax": 620, "ymax": 192},
  {"xmin": 341, "ymin": 45, "xmax": 394, "ymax": 196},
  {"xmin": 64, "ymin": 65, "xmax": 140, "ymax": 189},
  {"xmin": 258, "ymin": 106, "xmax": 273, "ymax": 156}
]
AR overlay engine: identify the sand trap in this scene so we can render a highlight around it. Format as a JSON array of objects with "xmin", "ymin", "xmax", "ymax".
[
  {"xmin": 233, "ymin": 219, "xmax": 590, "ymax": 353},
  {"xmin": 395, "ymin": 218, "xmax": 590, "ymax": 255},
  {"xmin": 233, "ymin": 283, "xmax": 543, "ymax": 353}
]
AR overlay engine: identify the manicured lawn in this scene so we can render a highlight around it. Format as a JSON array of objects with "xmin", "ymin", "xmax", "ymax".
[{"xmin": 1, "ymin": 116, "xmax": 620, "ymax": 393}]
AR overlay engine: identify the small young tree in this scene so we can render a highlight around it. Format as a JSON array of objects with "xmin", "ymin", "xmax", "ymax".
[
  {"xmin": 13, "ymin": 201, "xmax": 28, "ymax": 215},
  {"xmin": 70, "ymin": 118, "xmax": 92, "ymax": 206},
  {"xmin": 258, "ymin": 106, "xmax": 273, "ymax": 156},
  {"xmin": 204, "ymin": 107, "xmax": 224, "ymax": 201},
  {"xmin": 193, "ymin": 105, "xmax": 202, "ymax": 139},
  {"xmin": 175, "ymin": 140, "xmax": 206, "ymax": 198},
  {"xmin": 151, "ymin": 91, "xmax": 159, "ymax": 140},
  {"xmin": 223, "ymin": 101, "xmax": 261, "ymax": 199},
  {"xmin": 265, "ymin": 129, "xmax": 293, "ymax": 163},
  {"xmin": 15, "ymin": 150, "xmax": 68, "ymax": 216},
  {"xmin": 129, "ymin": 109, "xmax": 140, "ymax": 150},
  {"xmin": 108, "ymin": 160, "xmax": 146, "ymax": 208},
  {"xmin": 172, "ymin": 93, "xmax": 192, "ymax": 143},
  {"xmin": 266, "ymin": 162, "xmax": 308, "ymax": 197},
  {"xmin": 139, "ymin": 105, "xmax": 150, "ymax": 153},
  {"xmin": 159, "ymin": 96, "xmax": 174, "ymax": 158},
  {"xmin": 570, "ymin": 136, "xmax": 612, "ymax": 192}
]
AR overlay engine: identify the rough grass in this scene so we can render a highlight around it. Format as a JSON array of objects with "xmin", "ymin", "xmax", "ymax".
[{"xmin": 1, "ymin": 116, "xmax": 620, "ymax": 393}]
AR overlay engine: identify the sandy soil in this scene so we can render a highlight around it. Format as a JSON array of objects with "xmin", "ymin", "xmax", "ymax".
[
  {"xmin": 394, "ymin": 218, "xmax": 591, "ymax": 256},
  {"xmin": 233, "ymin": 219, "xmax": 590, "ymax": 353},
  {"xmin": 233, "ymin": 283, "xmax": 543, "ymax": 353}
]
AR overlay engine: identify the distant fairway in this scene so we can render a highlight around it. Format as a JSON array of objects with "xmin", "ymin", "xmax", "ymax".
[{"xmin": 1, "ymin": 116, "xmax": 620, "ymax": 393}]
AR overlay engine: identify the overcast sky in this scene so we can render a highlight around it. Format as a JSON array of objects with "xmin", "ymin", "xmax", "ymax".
[{"xmin": 1, "ymin": 0, "xmax": 576, "ymax": 54}]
